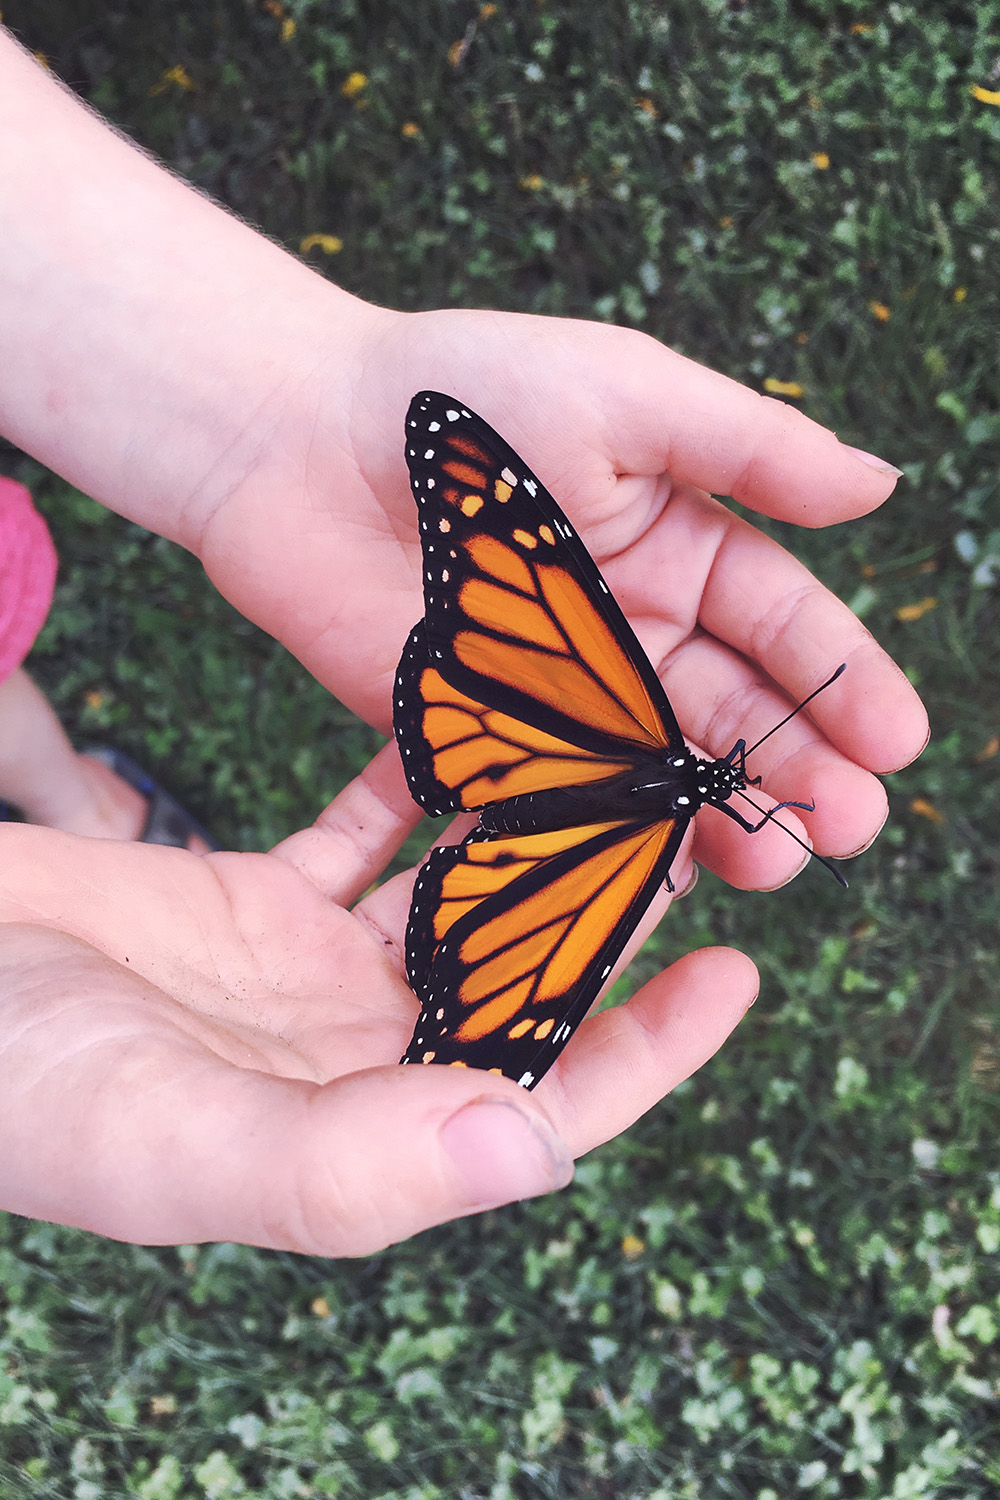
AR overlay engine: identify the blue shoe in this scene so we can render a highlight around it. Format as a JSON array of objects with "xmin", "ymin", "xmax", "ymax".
[{"xmin": 81, "ymin": 745, "xmax": 223, "ymax": 851}]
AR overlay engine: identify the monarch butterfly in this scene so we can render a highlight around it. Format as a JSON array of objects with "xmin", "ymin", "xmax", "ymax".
[{"xmin": 394, "ymin": 392, "xmax": 843, "ymax": 1090}]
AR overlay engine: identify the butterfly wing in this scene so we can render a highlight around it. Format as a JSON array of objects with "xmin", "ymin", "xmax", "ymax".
[
  {"xmin": 394, "ymin": 391, "xmax": 685, "ymax": 815},
  {"xmin": 394, "ymin": 391, "xmax": 692, "ymax": 1086},
  {"xmin": 402, "ymin": 814, "xmax": 687, "ymax": 1088}
]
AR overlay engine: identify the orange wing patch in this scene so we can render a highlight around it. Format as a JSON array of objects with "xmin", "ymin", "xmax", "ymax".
[
  {"xmin": 428, "ymin": 822, "xmax": 625, "ymax": 947},
  {"xmin": 418, "ymin": 666, "xmax": 632, "ymax": 806},
  {"xmin": 436, "ymin": 819, "xmax": 678, "ymax": 1047},
  {"xmin": 446, "ymin": 541, "xmax": 669, "ymax": 750}
]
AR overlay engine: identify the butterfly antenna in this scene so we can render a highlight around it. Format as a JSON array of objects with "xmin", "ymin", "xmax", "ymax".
[
  {"xmin": 744, "ymin": 663, "xmax": 847, "ymax": 758},
  {"xmin": 734, "ymin": 788, "xmax": 849, "ymax": 889}
]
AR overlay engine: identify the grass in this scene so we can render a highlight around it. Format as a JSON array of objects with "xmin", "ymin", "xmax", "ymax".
[{"xmin": 2, "ymin": 0, "xmax": 1000, "ymax": 1495}]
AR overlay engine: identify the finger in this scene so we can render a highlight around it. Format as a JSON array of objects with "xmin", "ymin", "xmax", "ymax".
[
  {"xmin": 599, "ymin": 336, "xmax": 903, "ymax": 525},
  {"xmin": 603, "ymin": 485, "xmax": 927, "ymax": 779},
  {"xmin": 689, "ymin": 497, "xmax": 929, "ymax": 772},
  {"xmin": 272, "ymin": 740, "xmax": 423, "ymax": 905},
  {"xmin": 538, "ymin": 945, "xmax": 758, "ymax": 1154},
  {"xmin": 691, "ymin": 800, "xmax": 817, "ymax": 891},
  {"xmin": 450, "ymin": 328, "xmax": 900, "ymax": 528},
  {"xmin": 661, "ymin": 634, "xmax": 892, "ymax": 878}
]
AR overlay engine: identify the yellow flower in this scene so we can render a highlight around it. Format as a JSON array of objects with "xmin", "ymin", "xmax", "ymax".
[
  {"xmin": 850, "ymin": 22, "xmax": 874, "ymax": 34},
  {"xmin": 401, "ymin": 121, "xmax": 421, "ymax": 138},
  {"xmin": 954, "ymin": 286, "xmax": 967, "ymax": 302},
  {"xmin": 869, "ymin": 300, "xmax": 891, "ymax": 322},
  {"xmin": 764, "ymin": 377, "xmax": 805, "ymax": 399},
  {"xmin": 910, "ymin": 796, "xmax": 944, "ymax": 824},
  {"xmin": 895, "ymin": 596, "xmax": 937, "ymax": 622},
  {"xmin": 621, "ymin": 1235, "xmax": 645, "ymax": 1260},
  {"xmin": 300, "ymin": 233, "xmax": 344, "ymax": 255},
  {"xmin": 974, "ymin": 735, "xmax": 999, "ymax": 764},
  {"xmin": 280, "ymin": 17, "xmax": 296, "ymax": 42},
  {"xmin": 971, "ymin": 84, "xmax": 1000, "ymax": 106},
  {"xmin": 480, "ymin": 2, "xmax": 497, "ymax": 16},
  {"xmin": 84, "ymin": 689, "xmax": 106, "ymax": 710},
  {"xmin": 812, "ymin": 151, "xmax": 830, "ymax": 170},
  {"xmin": 311, "ymin": 1296, "xmax": 331, "ymax": 1317},
  {"xmin": 150, "ymin": 64, "xmax": 195, "ymax": 96},
  {"xmin": 341, "ymin": 71, "xmax": 368, "ymax": 99},
  {"xmin": 519, "ymin": 173, "xmax": 544, "ymax": 192},
  {"xmin": 719, "ymin": 214, "xmax": 734, "ymax": 229},
  {"xmin": 635, "ymin": 96, "xmax": 659, "ymax": 118}
]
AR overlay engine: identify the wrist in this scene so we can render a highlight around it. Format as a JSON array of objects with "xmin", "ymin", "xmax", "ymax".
[{"xmin": 0, "ymin": 28, "xmax": 390, "ymax": 554}]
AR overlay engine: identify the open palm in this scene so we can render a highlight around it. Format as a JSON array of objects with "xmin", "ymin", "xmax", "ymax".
[{"xmin": 0, "ymin": 744, "xmax": 760, "ymax": 1254}]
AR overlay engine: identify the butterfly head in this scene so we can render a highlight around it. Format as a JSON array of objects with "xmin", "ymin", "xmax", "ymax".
[
  {"xmin": 636, "ymin": 747, "xmax": 750, "ymax": 820},
  {"xmin": 674, "ymin": 749, "xmax": 757, "ymax": 817},
  {"xmin": 698, "ymin": 752, "xmax": 751, "ymax": 808}
]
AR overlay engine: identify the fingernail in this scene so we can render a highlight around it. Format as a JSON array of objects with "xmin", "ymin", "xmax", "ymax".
[
  {"xmin": 884, "ymin": 722, "xmax": 932, "ymax": 773},
  {"xmin": 441, "ymin": 1098, "xmax": 574, "ymax": 1209},
  {"xmin": 672, "ymin": 864, "xmax": 699, "ymax": 900},
  {"xmin": 842, "ymin": 445, "xmax": 904, "ymax": 478},
  {"xmin": 843, "ymin": 805, "xmax": 890, "ymax": 858}
]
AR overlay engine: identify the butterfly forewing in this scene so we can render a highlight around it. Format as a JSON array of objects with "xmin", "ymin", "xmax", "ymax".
[
  {"xmin": 394, "ymin": 624, "xmax": 635, "ymax": 815},
  {"xmin": 397, "ymin": 394, "xmax": 685, "ymax": 801}
]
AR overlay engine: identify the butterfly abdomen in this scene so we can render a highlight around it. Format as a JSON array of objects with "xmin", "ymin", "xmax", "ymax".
[{"xmin": 477, "ymin": 752, "xmax": 717, "ymax": 837}]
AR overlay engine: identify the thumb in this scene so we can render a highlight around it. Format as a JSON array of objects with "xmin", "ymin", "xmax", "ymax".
[
  {"xmin": 15, "ymin": 1059, "xmax": 574, "ymax": 1255},
  {"xmin": 265, "ymin": 1067, "xmax": 576, "ymax": 1255}
]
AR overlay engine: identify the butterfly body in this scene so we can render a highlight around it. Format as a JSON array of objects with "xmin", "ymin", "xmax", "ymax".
[
  {"xmin": 476, "ymin": 747, "xmax": 746, "ymax": 840},
  {"xmin": 393, "ymin": 392, "xmax": 820, "ymax": 1090}
]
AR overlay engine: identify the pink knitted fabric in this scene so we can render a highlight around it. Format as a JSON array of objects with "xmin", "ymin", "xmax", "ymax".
[{"xmin": 0, "ymin": 476, "xmax": 57, "ymax": 684}]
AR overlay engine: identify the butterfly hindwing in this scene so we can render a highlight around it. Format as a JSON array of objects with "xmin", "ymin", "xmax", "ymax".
[{"xmin": 402, "ymin": 814, "xmax": 687, "ymax": 1088}]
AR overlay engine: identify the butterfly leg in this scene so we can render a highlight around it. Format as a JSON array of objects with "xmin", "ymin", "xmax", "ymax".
[{"xmin": 720, "ymin": 797, "xmax": 816, "ymax": 835}]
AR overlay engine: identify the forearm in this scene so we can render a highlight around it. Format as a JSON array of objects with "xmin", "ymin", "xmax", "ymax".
[{"xmin": 0, "ymin": 28, "xmax": 378, "ymax": 553}]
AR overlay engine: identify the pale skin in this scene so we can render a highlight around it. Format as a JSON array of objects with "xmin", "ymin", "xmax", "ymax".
[
  {"xmin": 0, "ymin": 667, "xmax": 211, "ymax": 847},
  {"xmin": 0, "ymin": 31, "xmax": 928, "ymax": 1255}
]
